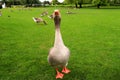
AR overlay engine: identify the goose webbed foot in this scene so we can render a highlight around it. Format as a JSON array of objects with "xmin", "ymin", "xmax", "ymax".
[
  {"xmin": 56, "ymin": 68, "xmax": 64, "ymax": 79},
  {"xmin": 62, "ymin": 67, "xmax": 71, "ymax": 74}
]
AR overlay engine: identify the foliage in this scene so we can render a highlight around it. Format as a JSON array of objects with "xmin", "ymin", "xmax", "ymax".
[
  {"xmin": 62, "ymin": 0, "xmax": 75, "ymax": 4},
  {"xmin": 1, "ymin": 0, "xmax": 40, "ymax": 5},
  {"xmin": 65, "ymin": 0, "xmax": 120, "ymax": 8},
  {"xmin": 92, "ymin": 0, "xmax": 101, "ymax": 4},
  {"xmin": 52, "ymin": 0, "xmax": 58, "ymax": 4},
  {"xmin": 92, "ymin": 0, "xmax": 111, "ymax": 8},
  {"xmin": 0, "ymin": 5, "xmax": 2, "ymax": 9},
  {"xmin": 92, "ymin": 0, "xmax": 120, "ymax": 5},
  {"xmin": 65, "ymin": 0, "xmax": 92, "ymax": 4}
]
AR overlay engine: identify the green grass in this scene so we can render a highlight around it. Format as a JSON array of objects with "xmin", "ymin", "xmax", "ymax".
[{"xmin": 0, "ymin": 7, "xmax": 120, "ymax": 80}]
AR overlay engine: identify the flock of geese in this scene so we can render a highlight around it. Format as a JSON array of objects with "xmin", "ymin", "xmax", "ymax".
[
  {"xmin": 32, "ymin": 11, "xmax": 53, "ymax": 24},
  {"xmin": 32, "ymin": 10, "xmax": 75, "ymax": 25}
]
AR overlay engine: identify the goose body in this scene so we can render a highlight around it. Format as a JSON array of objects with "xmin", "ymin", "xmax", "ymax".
[
  {"xmin": 41, "ymin": 11, "xmax": 48, "ymax": 16},
  {"xmin": 48, "ymin": 14, "xmax": 53, "ymax": 19},
  {"xmin": 48, "ymin": 10, "xmax": 70, "ymax": 79},
  {"xmin": 48, "ymin": 39, "xmax": 70, "ymax": 68},
  {"xmin": 32, "ymin": 17, "xmax": 47, "ymax": 24},
  {"xmin": 66, "ymin": 11, "xmax": 75, "ymax": 14}
]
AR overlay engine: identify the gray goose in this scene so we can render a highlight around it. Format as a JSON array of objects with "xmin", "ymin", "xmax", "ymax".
[
  {"xmin": 40, "ymin": 11, "xmax": 48, "ymax": 17},
  {"xmin": 66, "ymin": 11, "xmax": 76, "ymax": 14},
  {"xmin": 48, "ymin": 14, "xmax": 53, "ymax": 19},
  {"xmin": 48, "ymin": 10, "xmax": 70, "ymax": 79},
  {"xmin": 32, "ymin": 17, "xmax": 47, "ymax": 24}
]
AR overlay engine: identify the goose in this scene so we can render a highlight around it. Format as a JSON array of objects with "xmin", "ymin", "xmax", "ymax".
[
  {"xmin": 32, "ymin": 17, "xmax": 47, "ymax": 24},
  {"xmin": 48, "ymin": 10, "xmax": 70, "ymax": 79},
  {"xmin": 40, "ymin": 11, "xmax": 48, "ymax": 17},
  {"xmin": 48, "ymin": 14, "xmax": 53, "ymax": 19},
  {"xmin": 66, "ymin": 11, "xmax": 76, "ymax": 14}
]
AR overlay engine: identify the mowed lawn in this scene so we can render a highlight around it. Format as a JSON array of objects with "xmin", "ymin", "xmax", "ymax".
[{"xmin": 0, "ymin": 7, "xmax": 120, "ymax": 80}]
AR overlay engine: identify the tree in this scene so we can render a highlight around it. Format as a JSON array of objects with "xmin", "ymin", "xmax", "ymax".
[
  {"xmin": 78, "ymin": 0, "xmax": 83, "ymax": 8},
  {"xmin": 20, "ymin": 0, "xmax": 26, "ymax": 5},
  {"xmin": 92, "ymin": 0, "xmax": 109, "ymax": 8},
  {"xmin": 92, "ymin": 0, "xmax": 100, "ymax": 8},
  {"xmin": 64, "ymin": 0, "xmax": 74, "ymax": 4},
  {"xmin": 52, "ymin": 0, "xmax": 58, "ymax": 5},
  {"xmin": 0, "ymin": 2, "xmax": 2, "ymax": 9},
  {"xmin": 66, "ymin": 0, "xmax": 92, "ymax": 8},
  {"xmin": 74, "ymin": 0, "xmax": 78, "ymax": 8},
  {"xmin": 111, "ymin": 0, "xmax": 120, "ymax": 5},
  {"xmin": 72, "ymin": 0, "xmax": 81, "ymax": 8},
  {"xmin": 23, "ymin": 0, "xmax": 40, "ymax": 7}
]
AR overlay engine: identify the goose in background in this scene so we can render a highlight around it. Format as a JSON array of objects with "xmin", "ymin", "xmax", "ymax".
[
  {"xmin": 48, "ymin": 14, "xmax": 53, "ymax": 19},
  {"xmin": 66, "ymin": 11, "xmax": 76, "ymax": 14},
  {"xmin": 40, "ymin": 11, "xmax": 48, "ymax": 17},
  {"xmin": 32, "ymin": 17, "xmax": 47, "ymax": 25},
  {"xmin": 48, "ymin": 10, "xmax": 71, "ymax": 79}
]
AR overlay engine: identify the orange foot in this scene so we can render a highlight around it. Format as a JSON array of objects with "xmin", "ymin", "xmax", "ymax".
[
  {"xmin": 62, "ymin": 67, "xmax": 71, "ymax": 74},
  {"xmin": 56, "ymin": 69, "xmax": 64, "ymax": 79}
]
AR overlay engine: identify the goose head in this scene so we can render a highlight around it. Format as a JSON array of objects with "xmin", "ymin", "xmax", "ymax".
[{"xmin": 53, "ymin": 10, "xmax": 61, "ymax": 27}]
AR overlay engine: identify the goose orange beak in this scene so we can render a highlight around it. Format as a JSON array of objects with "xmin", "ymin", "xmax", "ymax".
[
  {"xmin": 53, "ymin": 10, "xmax": 61, "ymax": 17},
  {"xmin": 54, "ymin": 10, "xmax": 59, "ymax": 16}
]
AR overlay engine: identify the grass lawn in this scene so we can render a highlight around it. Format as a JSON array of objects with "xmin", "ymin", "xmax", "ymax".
[{"xmin": 0, "ymin": 7, "xmax": 120, "ymax": 80}]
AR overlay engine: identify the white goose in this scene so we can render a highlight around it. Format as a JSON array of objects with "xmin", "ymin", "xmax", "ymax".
[{"xmin": 48, "ymin": 10, "xmax": 70, "ymax": 79}]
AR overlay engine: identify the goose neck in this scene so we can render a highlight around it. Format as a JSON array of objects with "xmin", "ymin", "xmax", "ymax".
[{"xmin": 54, "ymin": 27, "xmax": 64, "ymax": 47}]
